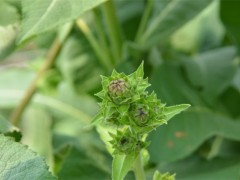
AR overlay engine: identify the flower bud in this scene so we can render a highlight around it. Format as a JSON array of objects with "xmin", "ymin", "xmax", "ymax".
[
  {"xmin": 131, "ymin": 104, "xmax": 149, "ymax": 126},
  {"xmin": 108, "ymin": 79, "xmax": 129, "ymax": 103}
]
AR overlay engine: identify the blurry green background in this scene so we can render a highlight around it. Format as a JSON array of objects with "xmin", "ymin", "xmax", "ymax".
[{"xmin": 0, "ymin": 0, "xmax": 240, "ymax": 179}]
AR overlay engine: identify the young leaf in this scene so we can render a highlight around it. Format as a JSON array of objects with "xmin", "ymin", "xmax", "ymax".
[
  {"xmin": 153, "ymin": 170, "xmax": 175, "ymax": 180},
  {"xmin": 0, "ymin": 134, "xmax": 56, "ymax": 179},
  {"xmin": 163, "ymin": 104, "xmax": 190, "ymax": 121},
  {"xmin": 112, "ymin": 154, "xmax": 137, "ymax": 180}
]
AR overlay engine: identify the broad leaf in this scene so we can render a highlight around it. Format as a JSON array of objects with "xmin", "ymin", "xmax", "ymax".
[
  {"xmin": 159, "ymin": 156, "xmax": 240, "ymax": 180},
  {"xmin": 18, "ymin": 0, "xmax": 108, "ymax": 43},
  {"xmin": 150, "ymin": 62, "xmax": 205, "ymax": 106},
  {"xmin": 140, "ymin": 0, "xmax": 211, "ymax": 47},
  {"xmin": 53, "ymin": 132, "xmax": 111, "ymax": 180},
  {"xmin": 0, "ymin": 1, "xmax": 19, "ymax": 26},
  {"xmin": 148, "ymin": 108, "xmax": 240, "ymax": 163},
  {"xmin": 112, "ymin": 154, "xmax": 137, "ymax": 180},
  {"xmin": 181, "ymin": 47, "xmax": 237, "ymax": 104},
  {"xmin": 0, "ymin": 134, "xmax": 56, "ymax": 179},
  {"xmin": 171, "ymin": 1, "xmax": 225, "ymax": 53}
]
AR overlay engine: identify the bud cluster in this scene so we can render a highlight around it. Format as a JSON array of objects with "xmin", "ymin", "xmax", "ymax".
[{"xmin": 93, "ymin": 62, "xmax": 189, "ymax": 155}]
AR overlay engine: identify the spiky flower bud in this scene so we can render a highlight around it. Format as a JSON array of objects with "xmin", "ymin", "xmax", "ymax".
[
  {"xmin": 108, "ymin": 79, "xmax": 127, "ymax": 96},
  {"xmin": 130, "ymin": 104, "xmax": 149, "ymax": 126},
  {"xmin": 108, "ymin": 79, "xmax": 129, "ymax": 104},
  {"xmin": 110, "ymin": 130, "xmax": 147, "ymax": 155}
]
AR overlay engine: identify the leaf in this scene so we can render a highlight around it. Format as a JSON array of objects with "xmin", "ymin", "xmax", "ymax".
[
  {"xmin": 220, "ymin": 0, "xmax": 240, "ymax": 50},
  {"xmin": 135, "ymin": 61, "xmax": 144, "ymax": 78},
  {"xmin": 0, "ymin": 115, "xmax": 21, "ymax": 141},
  {"xmin": 140, "ymin": 0, "xmax": 211, "ymax": 47},
  {"xmin": 0, "ymin": 134, "xmax": 56, "ymax": 179},
  {"xmin": 112, "ymin": 154, "xmax": 137, "ymax": 180},
  {"xmin": 163, "ymin": 104, "xmax": 190, "ymax": 121},
  {"xmin": 150, "ymin": 62, "xmax": 205, "ymax": 106},
  {"xmin": 0, "ymin": 25, "xmax": 18, "ymax": 60},
  {"xmin": 57, "ymin": 145, "xmax": 111, "ymax": 180},
  {"xmin": 153, "ymin": 170, "xmax": 175, "ymax": 180},
  {"xmin": 56, "ymin": 30, "xmax": 103, "ymax": 93},
  {"xmin": 171, "ymin": 1, "xmax": 225, "ymax": 53},
  {"xmin": 18, "ymin": 0, "xmax": 108, "ymax": 43},
  {"xmin": 21, "ymin": 108, "xmax": 54, "ymax": 171},
  {"xmin": 53, "ymin": 132, "xmax": 111, "ymax": 180},
  {"xmin": 158, "ymin": 156, "xmax": 240, "ymax": 180},
  {"xmin": 181, "ymin": 47, "xmax": 237, "ymax": 104},
  {"xmin": 148, "ymin": 108, "xmax": 240, "ymax": 163},
  {"xmin": 0, "ymin": 1, "xmax": 19, "ymax": 26}
]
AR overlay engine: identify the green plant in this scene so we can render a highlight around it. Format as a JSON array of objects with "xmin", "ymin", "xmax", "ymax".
[
  {"xmin": 93, "ymin": 62, "xmax": 190, "ymax": 180},
  {"xmin": 1, "ymin": 0, "xmax": 240, "ymax": 179}
]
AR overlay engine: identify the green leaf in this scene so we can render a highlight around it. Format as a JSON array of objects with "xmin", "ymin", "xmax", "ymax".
[
  {"xmin": 140, "ymin": 0, "xmax": 211, "ymax": 47},
  {"xmin": 18, "ymin": 0, "xmax": 108, "ymax": 43},
  {"xmin": 56, "ymin": 30, "xmax": 103, "ymax": 93},
  {"xmin": 182, "ymin": 47, "xmax": 237, "ymax": 104},
  {"xmin": 163, "ymin": 104, "xmax": 190, "ymax": 121},
  {"xmin": 171, "ymin": 1, "xmax": 225, "ymax": 53},
  {"xmin": 153, "ymin": 170, "xmax": 175, "ymax": 180},
  {"xmin": 0, "ymin": 1, "xmax": 19, "ymax": 26},
  {"xmin": 150, "ymin": 62, "xmax": 205, "ymax": 106},
  {"xmin": 21, "ymin": 108, "xmax": 54, "ymax": 171},
  {"xmin": 0, "ymin": 115, "xmax": 21, "ymax": 141},
  {"xmin": 57, "ymin": 145, "xmax": 111, "ymax": 179},
  {"xmin": 220, "ymin": 0, "xmax": 240, "ymax": 50},
  {"xmin": 0, "ymin": 134, "xmax": 56, "ymax": 179},
  {"xmin": 148, "ymin": 108, "xmax": 240, "ymax": 163},
  {"xmin": 134, "ymin": 61, "xmax": 144, "ymax": 78},
  {"xmin": 112, "ymin": 154, "xmax": 137, "ymax": 180},
  {"xmin": 53, "ymin": 132, "xmax": 111, "ymax": 179},
  {"xmin": 0, "ymin": 25, "xmax": 18, "ymax": 60},
  {"xmin": 159, "ymin": 156, "xmax": 240, "ymax": 180}
]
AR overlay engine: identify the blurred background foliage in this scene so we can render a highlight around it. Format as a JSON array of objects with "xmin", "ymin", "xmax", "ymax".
[{"xmin": 0, "ymin": 0, "xmax": 240, "ymax": 179}]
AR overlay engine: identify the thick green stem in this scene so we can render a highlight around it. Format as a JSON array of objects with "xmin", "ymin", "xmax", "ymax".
[
  {"xmin": 135, "ymin": 0, "xmax": 153, "ymax": 42},
  {"xmin": 102, "ymin": 0, "xmax": 123, "ymax": 63},
  {"xmin": 133, "ymin": 152, "xmax": 146, "ymax": 180},
  {"xmin": 76, "ymin": 19, "xmax": 112, "ymax": 71}
]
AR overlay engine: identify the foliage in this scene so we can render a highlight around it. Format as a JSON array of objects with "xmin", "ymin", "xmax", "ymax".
[{"xmin": 0, "ymin": 0, "xmax": 240, "ymax": 179}]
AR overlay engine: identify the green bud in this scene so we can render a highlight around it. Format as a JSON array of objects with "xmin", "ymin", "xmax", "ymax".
[
  {"xmin": 108, "ymin": 79, "xmax": 130, "ymax": 104},
  {"xmin": 108, "ymin": 79, "xmax": 128, "ymax": 96},
  {"xmin": 130, "ymin": 104, "xmax": 149, "ymax": 126},
  {"xmin": 110, "ymin": 129, "xmax": 146, "ymax": 155}
]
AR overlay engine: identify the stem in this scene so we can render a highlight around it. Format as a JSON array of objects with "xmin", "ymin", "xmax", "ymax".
[
  {"xmin": 93, "ymin": 8, "xmax": 113, "ymax": 64},
  {"xmin": 76, "ymin": 19, "xmax": 112, "ymax": 71},
  {"xmin": 133, "ymin": 152, "xmax": 146, "ymax": 180},
  {"xmin": 10, "ymin": 23, "xmax": 73, "ymax": 126},
  {"xmin": 135, "ymin": 0, "xmax": 153, "ymax": 42},
  {"xmin": 10, "ymin": 39, "xmax": 62, "ymax": 126},
  {"xmin": 102, "ymin": 0, "xmax": 123, "ymax": 63}
]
